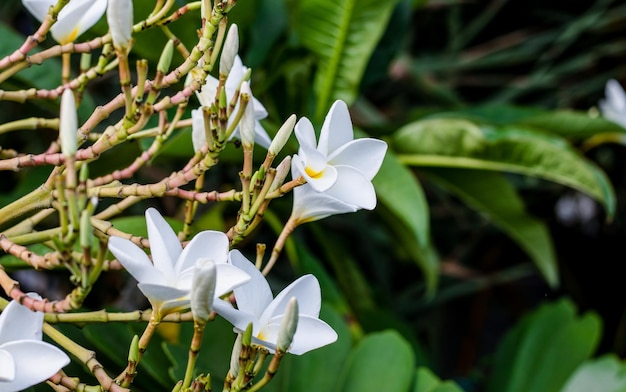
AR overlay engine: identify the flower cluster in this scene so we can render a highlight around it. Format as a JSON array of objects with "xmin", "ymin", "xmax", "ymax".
[{"xmin": 0, "ymin": 294, "xmax": 70, "ymax": 391}]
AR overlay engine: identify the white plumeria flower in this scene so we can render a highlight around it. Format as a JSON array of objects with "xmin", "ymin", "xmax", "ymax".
[
  {"xmin": 107, "ymin": 208, "xmax": 250, "ymax": 317},
  {"xmin": 599, "ymin": 79, "xmax": 626, "ymax": 129},
  {"xmin": 0, "ymin": 294, "xmax": 70, "ymax": 392},
  {"xmin": 290, "ymin": 100, "xmax": 387, "ymax": 222},
  {"xmin": 191, "ymin": 55, "xmax": 271, "ymax": 150},
  {"xmin": 213, "ymin": 251, "xmax": 338, "ymax": 355},
  {"xmin": 22, "ymin": 0, "xmax": 108, "ymax": 44}
]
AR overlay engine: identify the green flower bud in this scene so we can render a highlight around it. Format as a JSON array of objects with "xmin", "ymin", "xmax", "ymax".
[
  {"xmin": 268, "ymin": 114, "xmax": 296, "ymax": 156},
  {"xmin": 157, "ymin": 40, "xmax": 174, "ymax": 74}
]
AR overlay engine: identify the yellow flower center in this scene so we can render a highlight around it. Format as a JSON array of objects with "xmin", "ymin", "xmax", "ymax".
[
  {"xmin": 60, "ymin": 27, "xmax": 80, "ymax": 44},
  {"xmin": 305, "ymin": 165, "xmax": 323, "ymax": 179}
]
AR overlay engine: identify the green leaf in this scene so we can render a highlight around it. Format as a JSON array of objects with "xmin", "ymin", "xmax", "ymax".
[
  {"xmin": 374, "ymin": 150, "xmax": 439, "ymax": 293},
  {"xmin": 562, "ymin": 355, "xmax": 626, "ymax": 392},
  {"xmin": 488, "ymin": 298, "xmax": 601, "ymax": 392},
  {"xmin": 392, "ymin": 118, "xmax": 616, "ymax": 217},
  {"xmin": 335, "ymin": 330, "xmax": 415, "ymax": 392},
  {"xmin": 295, "ymin": 0, "xmax": 399, "ymax": 118},
  {"xmin": 413, "ymin": 367, "xmax": 464, "ymax": 392},
  {"xmin": 422, "ymin": 168, "xmax": 558, "ymax": 287}
]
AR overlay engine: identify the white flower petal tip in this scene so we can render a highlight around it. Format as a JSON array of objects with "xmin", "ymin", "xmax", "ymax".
[
  {"xmin": 107, "ymin": 208, "xmax": 234, "ymax": 317},
  {"xmin": 0, "ymin": 297, "xmax": 70, "ymax": 391},
  {"xmin": 193, "ymin": 55, "xmax": 271, "ymax": 149},
  {"xmin": 22, "ymin": 0, "xmax": 108, "ymax": 44},
  {"xmin": 600, "ymin": 79, "xmax": 626, "ymax": 129},
  {"xmin": 215, "ymin": 255, "xmax": 337, "ymax": 355},
  {"xmin": 290, "ymin": 102, "xmax": 387, "ymax": 223},
  {"xmin": 107, "ymin": 0, "xmax": 134, "ymax": 50}
]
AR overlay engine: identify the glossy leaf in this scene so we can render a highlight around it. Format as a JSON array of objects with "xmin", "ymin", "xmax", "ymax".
[
  {"xmin": 336, "ymin": 330, "xmax": 415, "ymax": 392},
  {"xmin": 422, "ymin": 167, "xmax": 558, "ymax": 287},
  {"xmin": 392, "ymin": 118, "xmax": 615, "ymax": 217},
  {"xmin": 295, "ymin": 0, "xmax": 400, "ymax": 118},
  {"xmin": 488, "ymin": 298, "xmax": 601, "ymax": 392}
]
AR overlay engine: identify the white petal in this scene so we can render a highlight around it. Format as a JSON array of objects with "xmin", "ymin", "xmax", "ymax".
[
  {"xmin": 0, "ymin": 295, "xmax": 43, "ymax": 345},
  {"xmin": 52, "ymin": 0, "xmax": 107, "ymax": 43},
  {"xmin": 294, "ymin": 117, "xmax": 318, "ymax": 150},
  {"xmin": 293, "ymin": 149, "xmax": 338, "ymax": 192},
  {"xmin": 318, "ymin": 100, "xmax": 354, "ymax": 157},
  {"xmin": 145, "ymin": 208, "xmax": 181, "ymax": 276},
  {"xmin": 228, "ymin": 251, "xmax": 273, "ymax": 318},
  {"xmin": 325, "ymin": 166, "xmax": 377, "ymax": 210},
  {"xmin": 138, "ymin": 283, "xmax": 190, "ymax": 314},
  {"xmin": 213, "ymin": 299, "xmax": 258, "ymax": 334},
  {"xmin": 254, "ymin": 121, "xmax": 272, "ymax": 149},
  {"xmin": 327, "ymin": 138, "xmax": 388, "ymax": 180},
  {"xmin": 191, "ymin": 108, "xmax": 206, "ymax": 153},
  {"xmin": 259, "ymin": 275, "xmax": 321, "ymax": 327},
  {"xmin": 291, "ymin": 183, "xmax": 358, "ymax": 223},
  {"xmin": 225, "ymin": 56, "xmax": 246, "ymax": 93},
  {"xmin": 197, "ymin": 76, "xmax": 218, "ymax": 107},
  {"xmin": 605, "ymin": 79, "xmax": 626, "ymax": 111},
  {"xmin": 252, "ymin": 96, "xmax": 268, "ymax": 120},
  {"xmin": 22, "ymin": 0, "xmax": 52, "ymax": 22},
  {"xmin": 0, "ymin": 348, "xmax": 15, "ymax": 381},
  {"xmin": 214, "ymin": 264, "xmax": 251, "ymax": 297},
  {"xmin": 108, "ymin": 237, "xmax": 165, "ymax": 285},
  {"xmin": 175, "ymin": 230, "xmax": 229, "ymax": 275},
  {"xmin": 0, "ymin": 340, "xmax": 69, "ymax": 391},
  {"xmin": 288, "ymin": 315, "xmax": 338, "ymax": 355}
]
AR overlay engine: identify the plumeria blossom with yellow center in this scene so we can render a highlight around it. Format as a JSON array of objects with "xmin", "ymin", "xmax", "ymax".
[
  {"xmin": 22, "ymin": 0, "xmax": 108, "ymax": 44},
  {"xmin": 107, "ymin": 208, "xmax": 250, "ymax": 318},
  {"xmin": 213, "ymin": 251, "xmax": 338, "ymax": 355},
  {"xmin": 191, "ymin": 55, "xmax": 271, "ymax": 150},
  {"xmin": 599, "ymin": 79, "xmax": 626, "ymax": 129},
  {"xmin": 290, "ymin": 99, "xmax": 387, "ymax": 223},
  {"xmin": 0, "ymin": 294, "xmax": 70, "ymax": 392}
]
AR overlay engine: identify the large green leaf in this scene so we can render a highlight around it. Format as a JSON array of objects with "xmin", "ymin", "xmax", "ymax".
[
  {"xmin": 562, "ymin": 355, "xmax": 626, "ymax": 392},
  {"xmin": 295, "ymin": 0, "xmax": 399, "ymax": 118},
  {"xmin": 335, "ymin": 330, "xmax": 415, "ymax": 392},
  {"xmin": 422, "ymin": 167, "xmax": 558, "ymax": 287},
  {"xmin": 413, "ymin": 367, "xmax": 464, "ymax": 392},
  {"xmin": 488, "ymin": 298, "xmax": 601, "ymax": 392},
  {"xmin": 392, "ymin": 118, "xmax": 615, "ymax": 217}
]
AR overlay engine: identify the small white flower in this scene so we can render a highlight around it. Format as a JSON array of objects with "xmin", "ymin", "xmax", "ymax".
[
  {"xmin": 0, "ymin": 294, "xmax": 70, "ymax": 392},
  {"xmin": 22, "ymin": 0, "xmax": 108, "ymax": 44},
  {"xmin": 290, "ymin": 100, "xmax": 387, "ymax": 223},
  {"xmin": 107, "ymin": 208, "xmax": 250, "ymax": 317},
  {"xmin": 107, "ymin": 0, "xmax": 133, "ymax": 50},
  {"xmin": 599, "ymin": 79, "xmax": 626, "ymax": 129},
  {"xmin": 192, "ymin": 55, "xmax": 271, "ymax": 150},
  {"xmin": 213, "ymin": 251, "xmax": 338, "ymax": 355}
]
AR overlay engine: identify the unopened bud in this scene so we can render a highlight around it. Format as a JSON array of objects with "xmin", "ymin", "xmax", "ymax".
[
  {"xmin": 128, "ymin": 335, "xmax": 139, "ymax": 362},
  {"xmin": 60, "ymin": 89, "xmax": 77, "ymax": 157},
  {"xmin": 107, "ymin": 0, "xmax": 133, "ymax": 50},
  {"xmin": 268, "ymin": 114, "xmax": 296, "ymax": 156},
  {"xmin": 191, "ymin": 258, "xmax": 217, "ymax": 324},
  {"xmin": 157, "ymin": 40, "xmax": 174, "ymax": 74},
  {"xmin": 242, "ymin": 323, "xmax": 253, "ymax": 347},
  {"xmin": 277, "ymin": 297, "xmax": 298, "ymax": 353},
  {"xmin": 80, "ymin": 209, "xmax": 93, "ymax": 248},
  {"xmin": 220, "ymin": 24, "xmax": 239, "ymax": 75},
  {"xmin": 269, "ymin": 156, "xmax": 292, "ymax": 192},
  {"xmin": 79, "ymin": 163, "xmax": 89, "ymax": 182},
  {"xmin": 228, "ymin": 333, "xmax": 243, "ymax": 378},
  {"xmin": 239, "ymin": 82, "xmax": 255, "ymax": 148}
]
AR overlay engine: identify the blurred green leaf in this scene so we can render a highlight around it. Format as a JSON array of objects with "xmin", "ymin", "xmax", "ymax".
[
  {"xmin": 335, "ymin": 330, "xmax": 415, "ymax": 392},
  {"xmin": 488, "ymin": 298, "xmax": 601, "ymax": 392},
  {"xmin": 295, "ymin": 0, "xmax": 400, "ymax": 118},
  {"xmin": 562, "ymin": 355, "xmax": 626, "ymax": 392},
  {"xmin": 413, "ymin": 367, "xmax": 464, "ymax": 392},
  {"xmin": 393, "ymin": 118, "xmax": 616, "ymax": 217},
  {"xmin": 374, "ymin": 151, "xmax": 439, "ymax": 293},
  {"xmin": 422, "ymin": 167, "xmax": 558, "ymax": 287}
]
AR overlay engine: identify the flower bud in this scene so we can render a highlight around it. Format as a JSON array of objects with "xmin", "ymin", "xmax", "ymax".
[
  {"xmin": 157, "ymin": 40, "xmax": 174, "ymax": 74},
  {"xmin": 107, "ymin": 0, "xmax": 133, "ymax": 51},
  {"xmin": 239, "ymin": 82, "xmax": 256, "ymax": 148},
  {"xmin": 80, "ymin": 209, "xmax": 93, "ymax": 248},
  {"xmin": 268, "ymin": 114, "xmax": 296, "ymax": 156},
  {"xmin": 228, "ymin": 333, "xmax": 243, "ymax": 378},
  {"xmin": 220, "ymin": 24, "xmax": 239, "ymax": 75},
  {"xmin": 60, "ymin": 89, "xmax": 77, "ymax": 157},
  {"xmin": 277, "ymin": 297, "xmax": 298, "ymax": 353},
  {"xmin": 242, "ymin": 323, "xmax": 253, "ymax": 347},
  {"xmin": 269, "ymin": 156, "xmax": 292, "ymax": 192},
  {"xmin": 191, "ymin": 258, "xmax": 217, "ymax": 324},
  {"xmin": 128, "ymin": 335, "xmax": 139, "ymax": 362}
]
